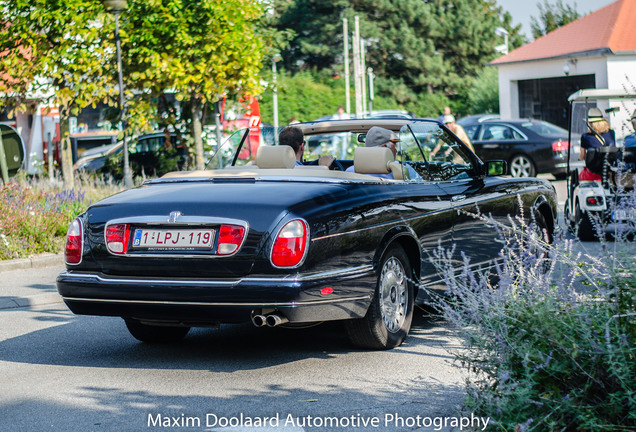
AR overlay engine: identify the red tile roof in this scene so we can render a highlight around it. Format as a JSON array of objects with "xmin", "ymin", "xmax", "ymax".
[{"xmin": 491, "ymin": 0, "xmax": 636, "ymax": 65}]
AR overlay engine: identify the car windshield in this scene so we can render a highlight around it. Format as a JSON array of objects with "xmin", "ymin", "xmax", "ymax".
[
  {"xmin": 206, "ymin": 126, "xmax": 372, "ymax": 168},
  {"xmin": 521, "ymin": 120, "xmax": 568, "ymax": 137},
  {"xmin": 205, "ymin": 121, "xmax": 477, "ymax": 182}
]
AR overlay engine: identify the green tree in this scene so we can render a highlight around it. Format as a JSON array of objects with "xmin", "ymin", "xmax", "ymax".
[
  {"xmin": 0, "ymin": 0, "xmax": 117, "ymax": 187},
  {"xmin": 123, "ymin": 0, "xmax": 266, "ymax": 170},
  {"xmin": 530, "ymin": 0, "xmax": 582, "ymax": 39},
  {"xmin": 0, "ymin": 0, "xmax": 271, "ymax": 181},
  {"xmin": 467, "ymin": 66, "xmax": 499, "ymax": 114},
  {"xmin": 270, "ymin": 0, "xmax": 517, "ymax": 113}
]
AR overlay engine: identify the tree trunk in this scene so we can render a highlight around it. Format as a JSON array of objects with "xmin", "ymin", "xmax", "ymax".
[
  {"xmin": 191, "ymin": 95, "xmax": 205, "ymax": 170},
  {"xmin": 59, "ymin": 105, "xmax": 74, "ymax": 189}
]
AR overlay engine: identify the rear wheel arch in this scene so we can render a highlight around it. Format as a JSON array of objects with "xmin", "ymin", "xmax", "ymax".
[
  {"xmin": 533, "ymin": 196, "xmax": 556, "ymax": 243},
  {"xmin": 374, "ymin": 228, "xmax": 421, "ymax": 284}
]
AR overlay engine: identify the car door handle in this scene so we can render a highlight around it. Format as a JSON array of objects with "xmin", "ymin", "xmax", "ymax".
[
  {"xmin": 451, "ymin": 194, "xmax": 466, "ymax": 202},
  {"xmin": 483, "ymin": 144, "xmax": 499, "ymax": 149}
]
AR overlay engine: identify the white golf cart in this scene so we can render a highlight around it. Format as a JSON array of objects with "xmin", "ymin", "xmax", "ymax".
[{"xmin": 564, "ymin": 89, "xmax": 636, "ymax": 240}]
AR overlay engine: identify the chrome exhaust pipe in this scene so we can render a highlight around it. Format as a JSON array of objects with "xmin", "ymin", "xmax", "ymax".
[
  {"xmin": 265, "ymin": 314, "xmax": 289, "ymax": 327},
  {"xmin": 251, "ymin": 314, "xmax": 266, "ymax": 327}
]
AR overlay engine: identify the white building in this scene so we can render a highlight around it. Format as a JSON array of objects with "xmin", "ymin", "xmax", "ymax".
[{"xmin": 491, "ymin": 0, "xmax": 636, "ymax": 129}]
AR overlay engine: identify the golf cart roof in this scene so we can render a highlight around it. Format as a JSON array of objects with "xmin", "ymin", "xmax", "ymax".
[{"xmin": 568, "ymin": 88, "xmax": 636, "ymax": 102}]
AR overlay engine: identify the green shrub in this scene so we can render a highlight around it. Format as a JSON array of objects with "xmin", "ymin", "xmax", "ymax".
[
  {"xmin": 0, "ymin": 176, "xmax": 120, "ymax": 260},
  {"xmin": 430, "ymin": 206, "xmax": 635, "ymax": 430}
]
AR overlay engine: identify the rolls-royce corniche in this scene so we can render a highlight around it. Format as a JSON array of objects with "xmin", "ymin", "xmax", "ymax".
[{"xmin": 57, "ymin": 119, "xmax": 557, "ymax": 350}]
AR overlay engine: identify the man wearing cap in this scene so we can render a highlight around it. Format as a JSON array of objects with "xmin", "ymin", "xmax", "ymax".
[
  {"xmin": 624, "ymin": 109, "xmax": 636, "ymax": 148},
  {"xmin": 345, "ymin": 126, "xmax": 420, "ymax": 180},
  {"xmin": 443, "ymin": 114, "xmax": 474, "ymax": 152},
  {"xmin": 579, "ymin": 107, "xmax": 616, "ymax": 181}
]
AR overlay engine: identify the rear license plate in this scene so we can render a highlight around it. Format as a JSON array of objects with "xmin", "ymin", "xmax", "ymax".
[{"xmin": 132, "ymin": 228, "xmax": 215, "ymax": 249}]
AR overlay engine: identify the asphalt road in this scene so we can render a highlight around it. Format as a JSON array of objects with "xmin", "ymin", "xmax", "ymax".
[
  {"xmin": 0, "ymin": 302, "xmax": 470, "ymax": 432},
  {"xmin": 0, "ymin": 175, "xmax": 620, "ymax": 432}
]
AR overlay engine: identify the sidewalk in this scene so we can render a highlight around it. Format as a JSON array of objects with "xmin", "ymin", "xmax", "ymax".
[{"xmin": 0, "ymin": 254, "xmax": 65, "ymax": 310}]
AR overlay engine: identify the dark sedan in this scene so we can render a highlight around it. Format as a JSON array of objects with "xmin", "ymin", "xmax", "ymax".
[
  {"xmin": 73, "ymin": 132, "xmax": 188, "ymax": 177},
  {"xmin": 458, "ymin": 117, "xmax": 576, "ymax": 178},
  {"xmin": 57, "ymin": 119, "xmax": 557, "ymax": 350}
]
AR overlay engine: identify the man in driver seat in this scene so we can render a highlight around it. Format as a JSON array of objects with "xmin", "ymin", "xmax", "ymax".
[{"xmin": 279, "ymin": 126, "xmax": 335, "ymax": 167}]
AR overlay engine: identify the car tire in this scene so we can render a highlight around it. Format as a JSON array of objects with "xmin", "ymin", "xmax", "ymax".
[
  {"xmin": 124, "ymin": 319, "xmax": 190, "ymax": 343},
  {"xmin": 345, "ymin": 244, "xmax": 414, "ymax": 350},
  {"xmin": 575, "ymin": 203, "xmax": 596, "ymax": 241},
  {"xmin": 509, "ymin": 154, "xmax": 536, "ymax": 177},
  {"xmin": 530, "ymin": 210, "xmax": 553, "ymax": 244}
]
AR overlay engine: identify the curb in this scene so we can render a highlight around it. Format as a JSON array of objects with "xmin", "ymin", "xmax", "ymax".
[
  {"xmin": 0, "ymin": 254, "xmax": 64, "ymax": 273},
  {"xmin": 0, "ymin": 293, "xmax": 62, "ymax": 310}
]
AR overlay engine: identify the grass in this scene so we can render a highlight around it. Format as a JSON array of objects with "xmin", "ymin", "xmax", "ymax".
[{"xmin": 0, "ymin": 173, "xmax": 123, "ymax": 260}]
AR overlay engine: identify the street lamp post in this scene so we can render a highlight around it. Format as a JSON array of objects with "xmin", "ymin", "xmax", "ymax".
[
  {"xmin": 103, "ymin": 0, "xmax": 132, "ymax": 188},
  {"xmin": 494, "ymin": 27, "xmax": 509, "ymax": 56},
  {"xmin": 272, "ymin": 54, "xmax": 281, "ymax": 144}
]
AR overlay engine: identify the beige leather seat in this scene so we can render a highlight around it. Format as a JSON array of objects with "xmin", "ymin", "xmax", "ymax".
[
  {"xmin": 255, "ymin": 145, "xmax": 296, "ymax": 169},
  {"xmin": 353, "ymin": 146, "xmax": 405, "ymax": 180}
]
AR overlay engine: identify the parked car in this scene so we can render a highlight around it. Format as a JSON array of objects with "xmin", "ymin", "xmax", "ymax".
[
  {"xmin": 454, "ymin": 114, "xmax": 500, "ymax": 125},
  {"xmin": 57, "ymin": 119, "xmax": 557, "ymax": 350},
  {"xmin": 73, "ymin": 142, "xmax": 122, "ymax": 172},
  {"xmin": 307, "ymin": 110, "xmax": 415, "ymax": 156},
  {"xmin": 73, "ymin": 132, "xmax": 188, "ymax": 178},
  {"xmin": 0, "ymin": 124, "xmax": 26, "ymax": 178},
  {"xmin": 458, "ymin": 117, "xmax": 577, "ymax": 178}
]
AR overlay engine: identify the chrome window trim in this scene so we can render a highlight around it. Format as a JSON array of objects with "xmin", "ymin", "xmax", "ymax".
[{"xmin": 480, "ymin": 124, "xmax": 528, "ymax": 141}]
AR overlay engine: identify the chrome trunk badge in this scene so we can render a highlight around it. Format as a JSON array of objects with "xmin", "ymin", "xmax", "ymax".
[{"xmin": 168, "ymin": 211, "xmax": 182, "ymax": 223}]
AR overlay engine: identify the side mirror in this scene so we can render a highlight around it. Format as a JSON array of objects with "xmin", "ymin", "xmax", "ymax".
[{"xmin": 484, "ymin": 160, "xmax": 507, "ymax": 176}]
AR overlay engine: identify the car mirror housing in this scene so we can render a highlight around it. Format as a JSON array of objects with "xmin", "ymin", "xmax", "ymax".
[{"xmin": 484, "ymin": 160, "xmax": 508, "ymax": 176}]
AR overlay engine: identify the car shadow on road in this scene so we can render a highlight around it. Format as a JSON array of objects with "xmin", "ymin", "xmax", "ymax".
[{"xmin": 0, "ymin": 306, "xmax": 458, "ymax": 372}]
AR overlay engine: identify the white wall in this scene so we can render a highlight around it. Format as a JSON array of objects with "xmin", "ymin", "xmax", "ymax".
[
  {"xmin": 496, "ymin": 55, "xmax": 613, "ymax": 118},
  {"xmin": 606, "ymin": 55, "xmax": 636, "ymax": 90}
]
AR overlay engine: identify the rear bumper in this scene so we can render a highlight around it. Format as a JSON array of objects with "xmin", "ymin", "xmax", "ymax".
[{"xmin": 56, "ymin": 266, "xmax": 375, "ymax": 325}]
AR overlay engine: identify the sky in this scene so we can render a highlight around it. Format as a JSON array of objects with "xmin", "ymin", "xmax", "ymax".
[{"xmin": 496, "ymin": 0, "xmax": 617, "ymax": 39}]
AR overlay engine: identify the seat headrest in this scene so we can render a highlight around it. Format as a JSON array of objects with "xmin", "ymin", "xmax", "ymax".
[
  {"xmin": 255, "ymin": 145, "xmax": 297, "ymax": 169},
  {"xmin": 353, "ymin": 146, "xmax": 394, "ymax": 174}
]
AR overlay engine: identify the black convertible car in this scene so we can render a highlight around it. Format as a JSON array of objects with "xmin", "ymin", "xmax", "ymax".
[{"xmin": 57, "ymin": 119, "xmax": 558, "ymax": 350}]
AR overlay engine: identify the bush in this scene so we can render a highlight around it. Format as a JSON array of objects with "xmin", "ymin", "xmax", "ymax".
[
  {"xmin": 429, "ymin": 203, "xmax": 635, "ymax": 431},
  {"xmin": 0, "ymin": 176, "xmax": 121, "ymax": 260}
]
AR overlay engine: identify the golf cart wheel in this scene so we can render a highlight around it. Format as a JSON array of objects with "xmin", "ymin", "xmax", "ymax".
[{"xmin": 575, "ymin": 203, "xmax": 596, "ymax": 241}]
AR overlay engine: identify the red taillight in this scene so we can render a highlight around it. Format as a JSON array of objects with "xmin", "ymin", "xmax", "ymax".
[
  {"xmin": 216, "ymin": 224, "xmax": 246, "ymax": 255},
  {"xmin": 65, "ymin": 218, "xmax": 83, "ymax": 265},
  {"xmin": 271, "ymin": 219, "xmax": 308, "ymax": 268},
  {"xmin": 105, "ymin": 223, "xmax": 131, "ymax": 255},
  {"xmin": 586, "ymin": 196, "xmax": 603, "ymax": 206},
  {"xmin": 552, "ymin": 140, "xmax": 570, "ymax": 152}
]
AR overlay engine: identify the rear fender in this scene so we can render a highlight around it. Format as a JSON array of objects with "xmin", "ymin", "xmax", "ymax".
[
  {"xmin": 254, "ymin": 210, "xmax": 290, "ymax": 258},
  {"xmin": 576, "ymin": 183, "xmax": 608, "ymax": 213}
]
